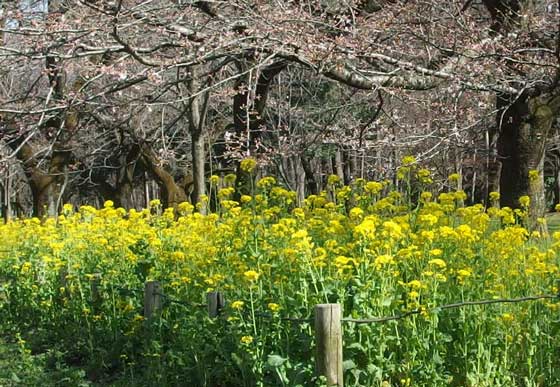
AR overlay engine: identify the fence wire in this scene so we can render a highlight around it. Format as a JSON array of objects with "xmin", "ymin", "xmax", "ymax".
[
  {"xmin": 111, "ymin": 284, "xmax": 143, "ymax": 297},
  {"xmin": 342, "ymin": 294, "xmax": 559, "ymax": 324},
  {"xmin": 154, "ymin": 291, "xmax": 207, "ymax": 309},
  {"xmin": 103, "ymin": 281, "xmax": 559, "ymax": 325}
]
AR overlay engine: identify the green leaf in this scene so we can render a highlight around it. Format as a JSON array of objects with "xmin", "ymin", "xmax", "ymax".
[
  {"xmin": 267, "ymin": 354, "xmax": 288, "ymax": 368},
  {"xmin": 343, "ymin": 359, "xmax": 356, "ymax": 371},
  {"xmin": 381, "ymin": 297, "xmax": 393, "ymax": 307},
  {"xmin": 11, "ymin": 372, "xmax": 21, "ymax": 383},
  {"xmin": 347, "ymin": 342, "xmax": 367, "ymax": 353}
]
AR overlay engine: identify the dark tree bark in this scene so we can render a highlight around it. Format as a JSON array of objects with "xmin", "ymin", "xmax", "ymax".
[
  {"xmin": 140, "ymin": 144, "xmax": 188, "ymax": 208},
  {"xmin": 497, "ymin": 93, "xmax": 560, "ymax": 227},
  {"xmin": 11, "ymin": 142, "xmax": 72, "ymax": 218},
  {"xmin": 301, "ymin": 154, "xmax": 319, "ymax": 195}
]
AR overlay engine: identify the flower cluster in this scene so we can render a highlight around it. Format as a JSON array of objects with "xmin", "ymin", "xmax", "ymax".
[{"xmin": 0, "ymin": 167, "xmax": 558, "ymax": 386}]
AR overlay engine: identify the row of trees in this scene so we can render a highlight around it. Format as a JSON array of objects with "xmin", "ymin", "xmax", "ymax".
[{"xmin": 0, "ymin": 0, "xmax": 559, "ymax": 222}]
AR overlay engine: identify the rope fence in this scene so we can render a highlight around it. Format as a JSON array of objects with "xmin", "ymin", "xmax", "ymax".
[{"xmin": 91, "ymin": 277, "xmax": 559, "ymax": 387}]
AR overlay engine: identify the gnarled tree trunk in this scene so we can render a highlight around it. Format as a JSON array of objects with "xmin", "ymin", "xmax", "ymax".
[{"xmin": 140, "ymin": 144, "xmax": 188, "ymax": 208}]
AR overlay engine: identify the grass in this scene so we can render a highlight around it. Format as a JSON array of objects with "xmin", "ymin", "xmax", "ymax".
[{"xmin": 0, "ymin": 336, "xmax": 91, "ymax": 387}]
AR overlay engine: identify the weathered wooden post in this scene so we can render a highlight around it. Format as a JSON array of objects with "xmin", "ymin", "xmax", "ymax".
[
  {"xmin": 207, "ymin": 291, "xmax": 225, "ymax": 318},
  {"xmin": 144, "ymin": 281, "xmax": 162, "ymax": 319},
  {"xmin": 315, "ymin": 303, "xmax": 343, "ymax": 386}
]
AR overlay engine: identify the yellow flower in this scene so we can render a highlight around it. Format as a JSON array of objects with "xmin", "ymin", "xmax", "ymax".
[
  {"xmin": 429, "ymin": 248, "xmax": 443, "ymax": 257},
  {"xmin": 104, "ymin": 200, "xmax": 114, "ymax": 208},
  {"xmin": 240, "ymin": 195, "xmax": 252, "ymax": 204},
  {"xmin": 218, "ymin": 187, "xmax": 235, "ymax": 199},
  {"xmin": 500, "ymin": 313, "xmax": 514, "ymax": 322},
  {"xmin": 434, "ymin": 273, "xmax": 447, "ymax": 282},
  {"xmin": 240, "ymin": 335, "xmax": 254, "ymax": 345},
  {"xmin": 149, "ymin": 199, "xmax": 161, "ymax": 207},
  {"xmin": 417, "ymin": 168, "xmax": 431, "ymax": 179},
  {"xmin": 256, "ymin": 176, "xmax": 276, "ymax": 189},
  {"xmin": 171, "ymin": 251, "xmax": 185, "ymax": 260},
  {"xmin": 354, "ymin": 216, "xmax": 377, "ymax": 240},
  {"xmin": 240, "ymin": 158, "xmax": 257, "ymax": 173},
  {"xmin": 420, "ymin": 191, "xmax": 433, "ymax": 202},
  {"xmin": 268, "ymin": 303, "xmax": 280, "ymax": 312},
  {"xmin": 402, "ymin": 155, "xmax": 416, "ymax": 166},
  {"xmin": 448, "ymin": 173, "xmax": 460, "ymax": 182},
  {"xmin": 365, "ymin": 181, "xmax": 383, "ymax": 194},
  {"xmin": 428, "ymin": 258, "xmax": 446, "ymax": 269},
  {"xmin": 454, "ymin": 190, "xmax": 467, "ymax": 201},
  {"xmin": 231, "ymin": 301, "xmax": 245, "ymax": 310},
  {"xmin": 408, "ymin": 290, "xmax": 420, "ymax": 299},
  {"xmin": 243, "ymin": 270, "xmax": 260, "ymax": 282},
  {"xmin": 20, "ymin": 262, "xmax": 32, "ymax": 274},
  {"xmin": 349, "ymin": 207, "xmax": 364, "ymax": 220},
  {"xmin": 528, "ymin": 169, "xmax": 539, "ymax": 181},
  {"xmin": 177, "ymin": 202, "xmax": 194, "ymax": 214},
  {"xmin": 518, "ymin": 196, "xmax": 530, "ymax": 208},
  {"xmin": 397, "ymin": 166, "xmax": 409, "ymax": 180},
  {"xmin": 210, "ymin": 175, "xmax": 220, "ymax": 185},
  {"xmin": 374, "ymin": 254, "xmax": 394, "ymax": 267},
  {"xmin": 407, "ymin": 280, "xmax": 424, "ymax": 289},
  {"xmin": 382, "ymin": 220, "xmax": 403, "ymax": 239},
  {"xmin": 327, "ymin": 174, "xmax": 341, "ymax": 185},
  {"xmin": 489, "ymin": 191, "xmax": 500, "ymax": 202},
  {"xmin": 334, "ymin": 255, "xmax": 351, "ymax": 267}
]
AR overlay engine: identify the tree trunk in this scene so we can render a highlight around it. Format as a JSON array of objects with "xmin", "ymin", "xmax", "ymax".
[
  {"xmin": 187, "ymin": 66, "xmax": 208, "ymax": 211},
  {"xmin": 1, "ymin": 166, "xmax": 11, "ymax": 222},
  {"xmin": 296, "ymin": 156, "xmax": 306, "ymax": 204},
  {"xmin": 29, "ymin": 174, "xmax": 55, "ymax": 218},
  {"xmin": 335, "ymin": 149, "xmax": 344, "ymax": 182},
  {"xmin": 555, "ymin": 167, "xmax": 560, "ymax": 208},
  {"xmin": 191, "ymin": 131, "xmax": 206, "ymax": 209},
  {"xmin": 497, "ymin": 93, "xmax": 559, "ymax": 229},
  {"xmin": 301, "ymin": 154, "xmax": 318, "ymax": 195},
  {"xmin": 140, "ymin": 144, "xmax": 188, "ymax": 208},
  {"xmin": 486, "ymin": 122, "xmax": 502, "ymax": 203}
]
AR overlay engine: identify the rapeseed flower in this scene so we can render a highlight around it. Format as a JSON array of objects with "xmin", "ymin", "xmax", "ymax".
[
  {"xmin": 243, "ymin": 270, "xmax": 260, "ymax": 282},
  {"xmin": 240, "ymin": 158, "xmax": 257, "ymax": 173},
  {"xmin": 268, "ymin": 303, "xmax": 280, "ymax": 312},
  {"xmin": 402, "ymin": 155, "xmax": 416, "ymax": 166},
  {"xmin": 528, "ymin": 169, "xmax": 539, "ymax": 181},
  {"xmin": 240, "ymin": 336, "xmax": 254, "ymax": 345},
  {"xmin": 519, "ymin": 196, "xmax": 530, "ymax": 208},
  {"xmin": 428, "ymin": 258, "xmax": 446, "ymax": 269}
]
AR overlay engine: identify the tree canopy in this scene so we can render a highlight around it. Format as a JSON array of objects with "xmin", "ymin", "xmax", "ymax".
[{"xmin": 1, "ymin": 0, "xmax": 559, "ymax": 220}]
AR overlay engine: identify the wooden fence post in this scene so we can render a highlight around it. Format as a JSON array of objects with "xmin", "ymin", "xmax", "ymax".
[
  {"xmin": 144, "ymin": 281, "xmax": 162, "ymax": 319},
  {"xmin": 315, "ymin": 303, "xmax": 343, "ymax": 386},
  {"xmin": 207, "ymin": 291, "xmax": 225, "ymax": 318}
]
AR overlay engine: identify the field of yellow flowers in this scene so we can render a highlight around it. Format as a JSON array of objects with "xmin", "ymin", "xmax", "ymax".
[{"xmin": 0, "ymin": 161, "xmax": 559, "ymax": 386}]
